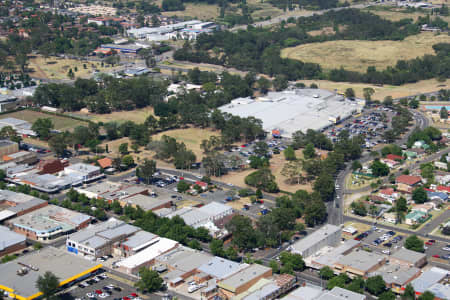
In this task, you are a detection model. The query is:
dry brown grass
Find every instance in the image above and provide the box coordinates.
[299,78,450,100]
[152,127,220,160]
[28,56,120,80]
[1,110,88,131]
[75,107,157,124]
[308,26,335,36]
[281,32,450,72]
[161,3,220,20]
[365,8,450,23]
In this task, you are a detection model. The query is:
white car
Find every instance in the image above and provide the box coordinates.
[81,282,90,287]
[382,250,390,255]
[99,293,109,298]
[86,293,96,298]
[442,247,450,251]
[99,273,108,279]
[188,285,200,293]
[93,277,100,282]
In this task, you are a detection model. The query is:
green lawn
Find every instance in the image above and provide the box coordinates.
[0,110,88,131]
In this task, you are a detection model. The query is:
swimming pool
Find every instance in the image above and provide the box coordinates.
[425,105,450,110]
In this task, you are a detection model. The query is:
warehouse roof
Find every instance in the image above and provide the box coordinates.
[318,287,366,300]
[121,230,158,252]
[0,225,26,251]
[243,283,279,300]
[198,201,232,217]
[219,264,271,292]
[427,283,450,300]
[76,181,121,196]
[65,163,100,174]
[122,194,171,211]
[336,250,385,272]
[290,224,341,255]
[411,267,449,293]
[116,238,178,269]
[369,264,421,286]
[197,256,242,279]
[0,247,101,300]
[390,248,426,265]
[219,89,362,138]
[282,285,323,300]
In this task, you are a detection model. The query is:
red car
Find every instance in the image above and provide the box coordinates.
[425,242,433,246]
[95,290,103,295]
[130,293,138,298]
[123,297,131,300]
[432,255,440,258]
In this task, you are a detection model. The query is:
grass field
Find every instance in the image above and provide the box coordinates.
[28,56,120,80]
[281,32,450,72]
[152,127,220,160]
[0,110,88,131]
[299,78,450,100]
[74,107,157,124]
[161,3,220,20]
[365,7,450,23]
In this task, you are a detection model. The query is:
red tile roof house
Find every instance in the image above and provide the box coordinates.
[386,154,404,161]
[379,188,399,203]
[396,175,422,193]
[437,185,450,194]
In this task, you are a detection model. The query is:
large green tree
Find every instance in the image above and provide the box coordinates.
[136,159,157,184]
[404,235,424,252]
[32,118,54,140]
[365,275,386,296]
[412,187,428,204]
[135,268,164,293]
[36,271,60,300]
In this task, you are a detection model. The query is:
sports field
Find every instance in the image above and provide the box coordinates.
[0,110,88,131]
[75,107,157,124]
[281,32,450,72]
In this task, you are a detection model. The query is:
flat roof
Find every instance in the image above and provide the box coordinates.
[9,205,91,234]
[197,256,242,279]
[76,181,122,196]
[121,230,158,251]
[369,264,421,285]
[65,163,100,174]
[411,267,449,293]
[390,248,426,264]
[336,250,384,272]
[0,247,101,300]
[0,140,17,147]
[312,240,360,267]
[219,89,362,137]
[290,224,341,255]
[122,194,171,211]
[0,225,26,251]
[318,287,366,300]
[282,285,323,300]
[219,264,271,292]
[243,283,279,300]
[198,201,232,218]
[116,238,178,269]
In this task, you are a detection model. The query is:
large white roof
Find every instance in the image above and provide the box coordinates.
[116,238,178,269]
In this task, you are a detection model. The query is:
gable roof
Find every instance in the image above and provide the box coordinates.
[386,154,404,161]
[97,157,112,169]
[396,175,422,185]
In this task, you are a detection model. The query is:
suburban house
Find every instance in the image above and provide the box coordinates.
[381,158,399,168]
[412,203,436,214]
[386,154,404,161]
[405,210,428,225]
[379,188,399,203]
[396,175,422,193]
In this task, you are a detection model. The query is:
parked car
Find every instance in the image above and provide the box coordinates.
[432,255,440,259]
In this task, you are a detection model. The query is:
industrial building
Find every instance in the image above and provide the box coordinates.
[66,218,140,258]
[0,190,48,222]
[289,224,341,258]
[0,117,36,136]
[7,205,92,241]
[389,248,427,268]
[0,225,27,256]
[64,163,104,183]
[334,250,386,278]
[119,194,172,211]
[0,140,19,159]
[219,89,364,138]
[369,264,421,293]
[75,181,122,199]
[218,264,272,298]
[0,247,102,300]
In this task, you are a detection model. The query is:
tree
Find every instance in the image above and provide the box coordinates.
[440,106,448,119]
[273,74,288,91]
[352,160,362,171]
[225,215,259,250]
[313,173,335,202]
[303,143,316,159]
[345,88,355,99]
[36,271,60,300]
[378,291,396,300]
[279,252,305,271]
[119,143,128,155]
[48,134,67,157]
[363,87,375,101]
[365,275,386,296]
[121,155,135,169]
[370,159,389,177]
[136,159,156,184]
[269,260,280,274]
[32,118,54,140]
[177,180,190,193]
[0,126,21,143]
[257,77,271,94]
[319,266,334,280]
[418,291,435,300]
[404,235,424,252]
[254,141,269,157]
[395,196,407,223]
[412,187,428,204]
[284,146,297,161]
[209,239,225,257]
[402,284,415,300]
[383,96,393,107]
[135,268,164,293]
[131,144,139,153]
